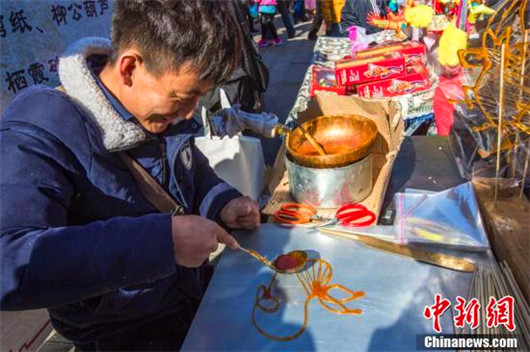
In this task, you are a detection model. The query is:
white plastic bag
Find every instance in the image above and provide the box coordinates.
[195,91,265,201]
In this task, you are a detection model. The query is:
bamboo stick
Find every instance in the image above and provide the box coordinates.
[494,42,508,208]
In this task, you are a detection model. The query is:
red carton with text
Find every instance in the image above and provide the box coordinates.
[354,41,427,67]
[310,66,347,97]
[356,65,430,98]
[335,52,406,85]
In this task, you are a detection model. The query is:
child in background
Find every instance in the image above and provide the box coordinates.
[305,0,317,18]
[256,0,283,47]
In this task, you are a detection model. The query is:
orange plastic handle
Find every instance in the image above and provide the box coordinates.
[274,209,312,224]
[281,203,317,216]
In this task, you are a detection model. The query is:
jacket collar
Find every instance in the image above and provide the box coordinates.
[59,37,146,152]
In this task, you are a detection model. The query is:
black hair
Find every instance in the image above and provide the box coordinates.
[110,0,242,84]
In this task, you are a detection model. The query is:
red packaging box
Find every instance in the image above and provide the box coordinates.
[354,41,427,67]
[356,65,430,98]
[310,66,347,97]
[335,52,406,86]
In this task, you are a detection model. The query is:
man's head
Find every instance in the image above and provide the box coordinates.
[102,0,242,133]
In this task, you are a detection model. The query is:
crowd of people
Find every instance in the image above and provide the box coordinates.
[244,0,387,45]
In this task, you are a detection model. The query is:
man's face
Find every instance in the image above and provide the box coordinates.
[124,62,213,134]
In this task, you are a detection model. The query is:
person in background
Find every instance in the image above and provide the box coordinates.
[293,0,308,23]
[305,0,317,19]
[322,0,346,37]
[245,0,261,33]
[341,0,388,36]
[307,0,324,40]
[257,0,283,46]
[201,0,270,114]
[277,0,297,38]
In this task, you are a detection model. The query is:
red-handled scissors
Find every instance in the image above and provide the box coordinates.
[274,202,376,227]
[326,203,376,227]
[274,203,328,225]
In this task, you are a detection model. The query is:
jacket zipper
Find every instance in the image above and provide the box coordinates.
[159,137,167,188]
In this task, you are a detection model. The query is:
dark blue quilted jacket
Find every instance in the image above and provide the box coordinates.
[0,84,241,343]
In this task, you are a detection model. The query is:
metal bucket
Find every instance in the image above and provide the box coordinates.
[285,153,373,208]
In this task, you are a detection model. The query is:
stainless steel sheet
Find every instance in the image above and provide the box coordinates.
[182,224,477,351]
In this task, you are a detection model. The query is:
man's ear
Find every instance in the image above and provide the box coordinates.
[117,52,143,87]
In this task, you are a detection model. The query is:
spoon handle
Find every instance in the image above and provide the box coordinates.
[238,246,273,268]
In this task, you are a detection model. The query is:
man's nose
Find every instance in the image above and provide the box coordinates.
[184,109,195,120]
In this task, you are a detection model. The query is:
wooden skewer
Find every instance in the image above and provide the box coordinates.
[520,139,530,199]
[511,143,518,178]
[518,32,529,198]
[494,42,508,208]
[520,31,528,102]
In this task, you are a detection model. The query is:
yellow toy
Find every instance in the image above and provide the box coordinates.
[439,21,468,66]
[405,4,435,28]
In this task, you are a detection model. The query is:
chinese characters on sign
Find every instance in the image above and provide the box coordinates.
[1,0,112,111]
[9,9,33,33]
[2,1,109,32]
[2,1,109,95]
[423,295,516,333]
[5,57,58,94]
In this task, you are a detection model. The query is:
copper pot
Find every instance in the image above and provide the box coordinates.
[286,115,378,169]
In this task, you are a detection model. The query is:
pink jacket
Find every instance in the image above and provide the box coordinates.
[256,0,277,6]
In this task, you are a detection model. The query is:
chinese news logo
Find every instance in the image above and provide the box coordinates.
[424,294,516,333]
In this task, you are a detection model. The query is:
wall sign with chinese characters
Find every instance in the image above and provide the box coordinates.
[0,1,112,349]
[0,0,113,112]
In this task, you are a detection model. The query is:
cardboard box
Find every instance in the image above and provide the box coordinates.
[266,93,404,220]
[354,41,427,67]
[1,310,53,352]
[357,65,431,98]
[310,66,347,97]
[335,52,406,86]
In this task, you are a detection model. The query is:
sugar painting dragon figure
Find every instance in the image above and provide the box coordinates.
[457,0,529,156]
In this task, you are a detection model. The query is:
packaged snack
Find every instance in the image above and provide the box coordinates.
[354,41,427,67]
[357,65,430,98]
[310,66,347,97]
[335,52,406,85]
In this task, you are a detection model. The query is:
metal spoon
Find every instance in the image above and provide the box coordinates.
[272,123,327,156]
[298,124,327,156]
[238,247,308,274]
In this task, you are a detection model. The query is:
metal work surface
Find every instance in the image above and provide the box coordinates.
[381,136,466,215]
[182,225,475,351]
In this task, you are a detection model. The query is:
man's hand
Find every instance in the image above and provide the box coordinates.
[171,215,238,267]
[220,196,260,230]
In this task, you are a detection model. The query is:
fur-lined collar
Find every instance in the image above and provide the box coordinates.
[59,37,146,152]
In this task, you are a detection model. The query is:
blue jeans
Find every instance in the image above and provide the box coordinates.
[327,23,342,37]
[293,0,305,21]
[277,0,295,35]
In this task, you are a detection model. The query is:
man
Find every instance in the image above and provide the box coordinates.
[0,1,260,350]
[276,0,297,39]
[341,0,388,36]
[322,0,346,37]
[308,0,323,40]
